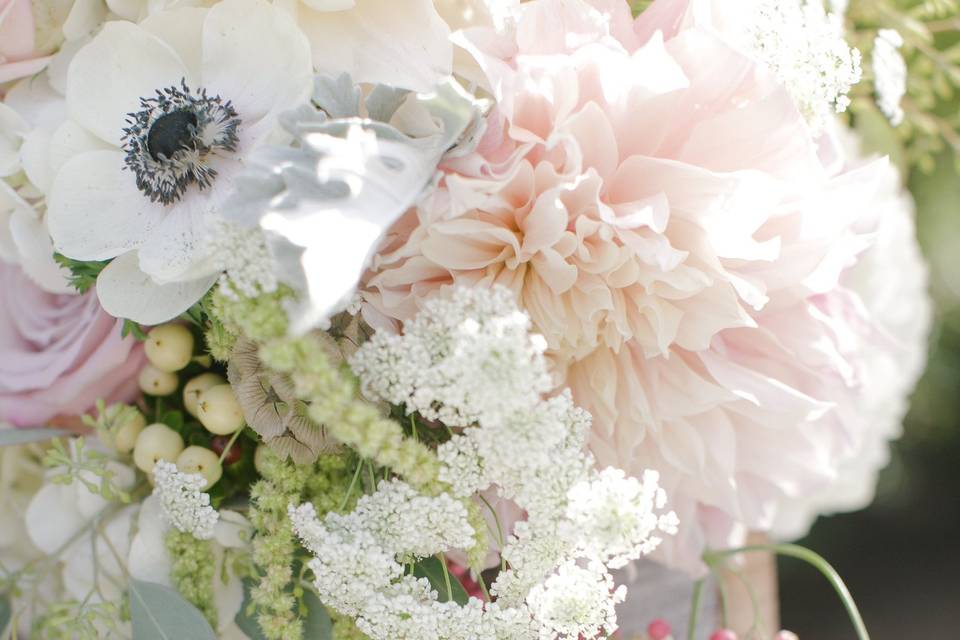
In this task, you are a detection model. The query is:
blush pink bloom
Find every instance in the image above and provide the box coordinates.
[0,262,145,427]
[361,0,929,572]
[0,0,52,85]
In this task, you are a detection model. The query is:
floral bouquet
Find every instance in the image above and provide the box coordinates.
[0,0,941,638]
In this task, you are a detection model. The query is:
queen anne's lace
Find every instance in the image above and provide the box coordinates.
[293,287,679,639]
[152,460,219,540]
[744,0,862,133]
[873,29,907,126]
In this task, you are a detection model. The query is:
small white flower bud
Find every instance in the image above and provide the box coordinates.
[138,363,178,396]
[176,446,223,490]
[183,373,226,418]
[197,384,245,435]
[144,323,195,373]
[133,423,185,473]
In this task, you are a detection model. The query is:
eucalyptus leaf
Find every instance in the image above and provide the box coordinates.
[413,557,469,606]
[234,579,267,640]
[0,594,11,637]
[303,589,333,639]
[129,579,216,640]
[234,579,332,640]
[0,428,70,447]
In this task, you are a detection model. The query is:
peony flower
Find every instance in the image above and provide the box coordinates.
[47,0,313,324]
[361,0,929,572]
[0,261,145,427]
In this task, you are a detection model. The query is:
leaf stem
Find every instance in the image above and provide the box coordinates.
[686,578,704,640]
[704,543,870,640]
[438,552,454,603]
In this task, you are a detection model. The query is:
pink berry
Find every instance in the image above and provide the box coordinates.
[647,619,673,640]
[775,632,799,640]
[709,631,737,640]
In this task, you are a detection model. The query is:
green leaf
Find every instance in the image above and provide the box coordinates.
[0,428,70,447]
[0,594,11,637]
[234,580,267,640]
[413,557,469,605]
[121,319,149,341]
[234,579,332,640]
[303,589,333,639]
[53,253,109,294]
[129,579,216,640]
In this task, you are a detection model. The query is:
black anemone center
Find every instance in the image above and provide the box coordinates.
[147,109,198,160]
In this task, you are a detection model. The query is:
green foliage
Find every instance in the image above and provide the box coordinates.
[129,579,216,640]
[52,254,109,294]
[33,600,126,639]
[0,595,10,638]
[42,437,131,503]
[121,319,149,341]
[166,530,219,629]
[412,557,469,606]
[847,0,960,173]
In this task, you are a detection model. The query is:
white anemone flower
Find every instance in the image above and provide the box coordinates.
[47,0,312,323]
[279,0,453,92]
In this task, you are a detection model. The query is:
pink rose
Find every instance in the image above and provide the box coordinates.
[0,0,53,85]
[0,262,145,427]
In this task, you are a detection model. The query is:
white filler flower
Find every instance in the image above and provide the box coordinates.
[46,0,312,323]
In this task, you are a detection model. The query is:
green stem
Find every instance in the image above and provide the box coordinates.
[704,543,870,640]
[338,459,364,512]
[217,428,243,465]
[686,578,705,640]
[438,553,454,603]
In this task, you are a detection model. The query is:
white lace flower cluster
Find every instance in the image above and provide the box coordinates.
[744,0,862,133]
[872,29,907,126]
[152,460,219,540]
[206,219,278,300]
[350,286,552,428]
[290,286,678,639]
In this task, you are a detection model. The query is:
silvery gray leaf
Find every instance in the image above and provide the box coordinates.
[313,73,362,119]
[365,83,410,122]
[227,77,482,334]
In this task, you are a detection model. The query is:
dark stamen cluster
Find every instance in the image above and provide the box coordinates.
[122,79,241,205]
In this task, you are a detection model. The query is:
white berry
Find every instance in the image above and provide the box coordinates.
[183,373,226,418]
[138,363,178,396]
[144,324,195,372]
[176,446,223,490]
[197,384,245,435]
[113,411,147,454]
[133,423,185,473]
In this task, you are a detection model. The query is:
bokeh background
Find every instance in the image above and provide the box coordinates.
[780,145,960,637]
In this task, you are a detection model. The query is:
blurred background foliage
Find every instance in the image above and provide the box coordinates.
[781,1,960,637]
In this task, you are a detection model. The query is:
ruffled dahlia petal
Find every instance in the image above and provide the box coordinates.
[201,0,312,124]
[66,21,190,147]
[47,150,160,261]
[95,251,217,324]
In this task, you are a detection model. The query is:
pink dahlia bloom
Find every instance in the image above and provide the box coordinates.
[361,0,929,571]
[0,262,145,427]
